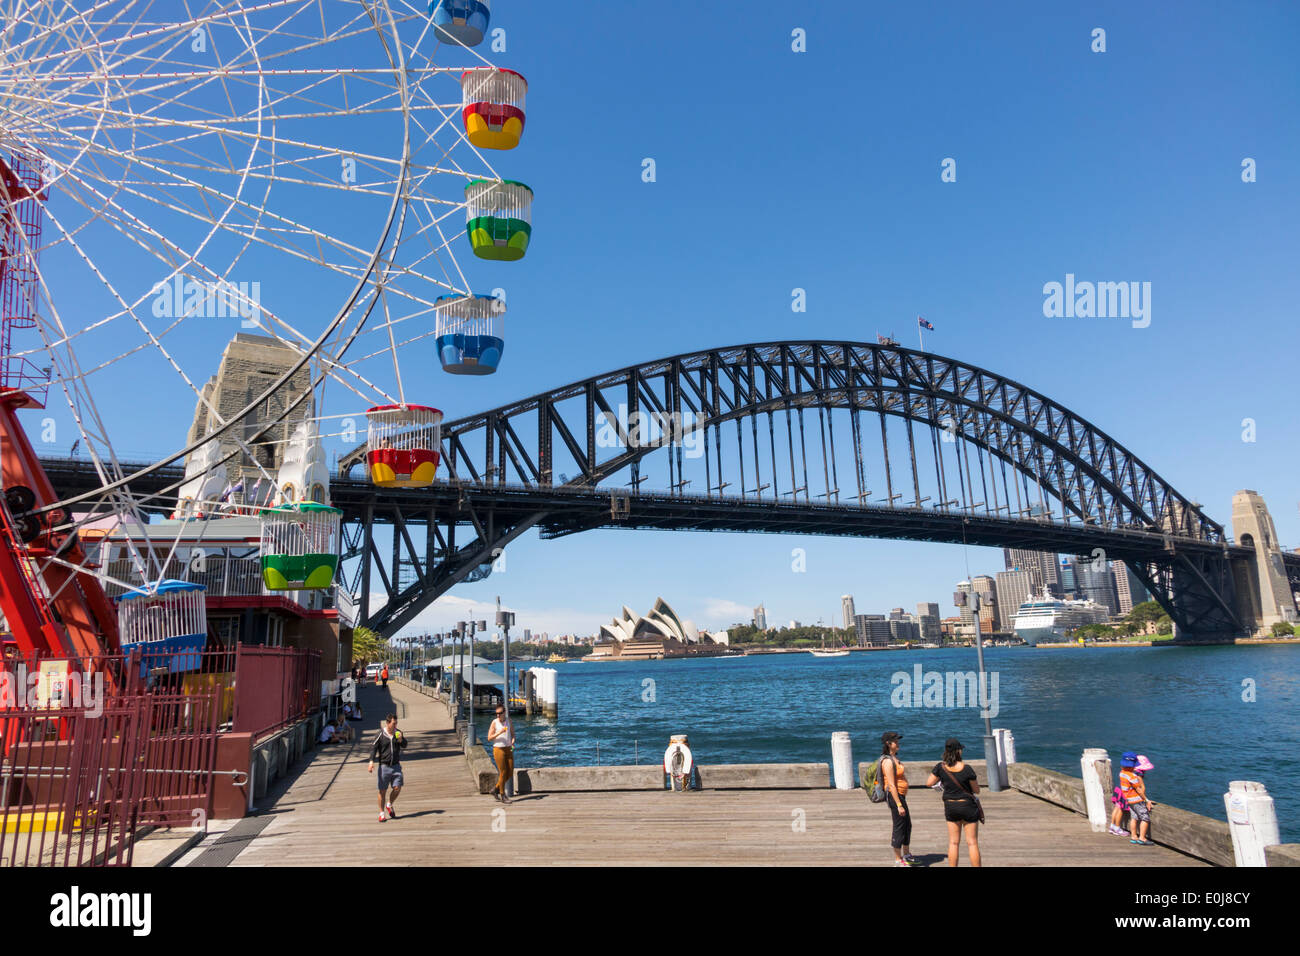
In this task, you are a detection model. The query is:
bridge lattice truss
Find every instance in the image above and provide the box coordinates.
[338,342,1246,641]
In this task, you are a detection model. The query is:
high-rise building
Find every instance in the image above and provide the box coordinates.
[889,619,920,643]
[1058,555,1078,597]
[854,614,891,647]
[752,604,767,630]
[995,569,1036,629]
[841,595,856,629]
[916,602,941,641]
[888,607,907,621]
[1077,559,1119,616]
[971,575,1000,632]
[1003,549,1062,597]
[1112,562,1150,616]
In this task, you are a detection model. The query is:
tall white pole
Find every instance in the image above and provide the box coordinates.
[971,594,1002,792]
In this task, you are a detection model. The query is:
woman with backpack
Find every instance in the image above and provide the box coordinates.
[878,731,916,866]
[925,737,982,867]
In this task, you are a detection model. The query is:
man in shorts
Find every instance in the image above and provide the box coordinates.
[368,713,406,822]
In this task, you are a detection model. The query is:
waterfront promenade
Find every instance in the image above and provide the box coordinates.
[176,681,1199,867]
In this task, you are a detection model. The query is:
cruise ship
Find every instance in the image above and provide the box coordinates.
[1011,592,1111,645]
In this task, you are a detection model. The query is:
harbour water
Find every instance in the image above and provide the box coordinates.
[474,645,1300,842]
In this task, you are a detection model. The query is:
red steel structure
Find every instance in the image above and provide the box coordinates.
[0,152,120,667]
[2,645,319,865]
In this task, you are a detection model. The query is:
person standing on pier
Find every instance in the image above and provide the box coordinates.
[368,713,406,822]
[880,732,915,865]
[488,704,515,804]
[926,737,982,867]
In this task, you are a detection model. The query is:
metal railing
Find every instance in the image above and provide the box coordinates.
[103,555,344,613]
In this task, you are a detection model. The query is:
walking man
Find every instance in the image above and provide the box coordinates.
[380,664,389,688]
[368,713,406,822]
[487,703,514,803]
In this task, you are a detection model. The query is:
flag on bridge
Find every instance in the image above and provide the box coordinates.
[918,316,934,330]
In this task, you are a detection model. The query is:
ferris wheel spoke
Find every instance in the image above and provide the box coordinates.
[6,1,313,70]
[3,0,525,556]
[32,132,391,311]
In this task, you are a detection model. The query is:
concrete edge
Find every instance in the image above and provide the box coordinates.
[152,830,207,868]
[453,719,499,794]
[512,762,833,793]
[128,825,206,868]
[1265,844,1300,866]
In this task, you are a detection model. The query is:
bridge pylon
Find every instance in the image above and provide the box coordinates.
[1231,490,1299,634]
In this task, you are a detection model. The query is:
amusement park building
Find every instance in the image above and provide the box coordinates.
[87,516,353,684]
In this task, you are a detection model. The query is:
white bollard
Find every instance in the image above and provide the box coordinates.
[830,732,854,790]
[1224,781,1281,867]
[1000,729,1017,767]
[992,728,1015,789]
[1081,748,1110,832]
[539,667,558,717]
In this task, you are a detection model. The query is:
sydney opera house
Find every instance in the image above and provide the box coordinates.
[585,598,732,661]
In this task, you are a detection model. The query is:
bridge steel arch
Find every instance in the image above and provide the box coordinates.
[337,341,1249,642]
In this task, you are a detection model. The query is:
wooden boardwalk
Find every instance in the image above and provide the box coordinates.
[184,680,1202,867]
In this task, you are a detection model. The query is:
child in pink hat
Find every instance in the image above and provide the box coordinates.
[1123,754,1156,845]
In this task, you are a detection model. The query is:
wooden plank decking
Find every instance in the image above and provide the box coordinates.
[179,680,1202,867]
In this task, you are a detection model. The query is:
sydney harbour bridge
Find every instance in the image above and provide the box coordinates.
[42,341,1300,643]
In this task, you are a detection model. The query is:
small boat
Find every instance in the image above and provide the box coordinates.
[808,630,850,658]
[545,653,566,663]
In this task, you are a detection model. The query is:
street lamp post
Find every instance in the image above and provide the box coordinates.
[465,618,487,745]
[497,598,515,715]
[455,622,467,725]
[955,589,1002,793]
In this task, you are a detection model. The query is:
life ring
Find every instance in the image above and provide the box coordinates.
[664,739,693,784]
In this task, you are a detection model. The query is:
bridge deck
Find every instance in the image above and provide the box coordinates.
[175,681,1201,867]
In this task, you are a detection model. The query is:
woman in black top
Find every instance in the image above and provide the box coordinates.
[925,737,982,867]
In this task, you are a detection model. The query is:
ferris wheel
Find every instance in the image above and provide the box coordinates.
[0,0,534,654]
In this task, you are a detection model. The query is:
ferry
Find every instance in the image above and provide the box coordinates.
[1012,592,1111,646]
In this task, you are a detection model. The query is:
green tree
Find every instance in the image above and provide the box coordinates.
[1271,621,1296,638]
[350,626,386,664]
[1127,601,1165,626]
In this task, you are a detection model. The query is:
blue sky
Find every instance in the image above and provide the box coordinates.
[21,1,1300,638]
[405,0,1300,637]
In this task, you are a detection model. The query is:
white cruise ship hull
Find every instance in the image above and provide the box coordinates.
[1014,621,1066,646]
[1013,597,1110,646]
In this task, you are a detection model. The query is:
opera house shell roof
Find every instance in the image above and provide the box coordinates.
[591,599,727,660]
